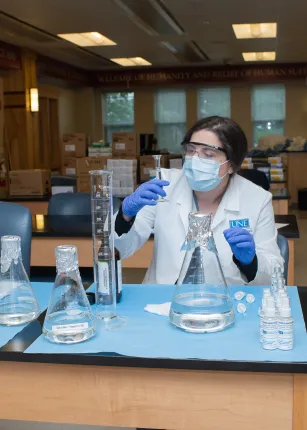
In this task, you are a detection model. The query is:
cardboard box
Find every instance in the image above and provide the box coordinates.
[9,170,51,196]
[140,155,168,182]
[77,175,90,193]
[61,158,77,176]
[76,157,108,176]
[62,133,87,158]
[112,132,140,157]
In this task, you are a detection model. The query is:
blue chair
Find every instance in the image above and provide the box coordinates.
[48,192,121,216]
[277,234,289,283]
[0,202,32,277]
[48,192,91,216]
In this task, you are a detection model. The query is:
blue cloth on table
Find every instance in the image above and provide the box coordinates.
[0,282,53,348]
[25,285,307,363]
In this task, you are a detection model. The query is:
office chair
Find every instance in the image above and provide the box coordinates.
[0,202,32,277]
[48,192,121,216]
[238,169,270,191]
[277,234,289,283]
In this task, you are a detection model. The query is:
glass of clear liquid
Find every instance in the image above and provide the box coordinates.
[152,155,168,202]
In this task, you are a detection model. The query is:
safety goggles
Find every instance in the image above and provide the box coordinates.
[181,142,229,160]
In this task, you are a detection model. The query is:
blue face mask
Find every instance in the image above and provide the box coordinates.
[183,156,229,192]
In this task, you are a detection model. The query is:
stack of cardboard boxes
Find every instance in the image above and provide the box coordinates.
[76,157,108,192]
[9,170,51,196]
[61,133,87,176]
[107,158,137,197]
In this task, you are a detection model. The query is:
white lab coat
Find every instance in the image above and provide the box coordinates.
[114,169,283,285]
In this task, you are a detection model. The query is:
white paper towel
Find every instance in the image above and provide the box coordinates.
[144,302,171,316]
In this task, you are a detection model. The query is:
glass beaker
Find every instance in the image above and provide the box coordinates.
[152,155,168,202]
[89,170,126,329]
[0,236,40,326]
[169,212,235,333]
[43,245,96,344]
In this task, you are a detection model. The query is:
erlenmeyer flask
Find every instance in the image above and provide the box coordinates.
[43,245,96,344]
[0,236,40,326]
[169,212,235,333]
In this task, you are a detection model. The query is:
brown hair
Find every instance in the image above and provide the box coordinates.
[183,116,248,172]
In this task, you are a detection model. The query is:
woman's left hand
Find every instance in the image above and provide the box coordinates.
[223,227,256,265]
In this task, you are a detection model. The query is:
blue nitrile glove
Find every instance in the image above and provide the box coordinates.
[223,227,256,265]
[122,179,170,217]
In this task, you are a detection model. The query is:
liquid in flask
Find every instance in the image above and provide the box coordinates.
[0,236,40,325]
[43,245,96,344]
[169,212,235,333]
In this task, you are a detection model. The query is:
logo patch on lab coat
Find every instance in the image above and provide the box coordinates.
[229,218,253,233]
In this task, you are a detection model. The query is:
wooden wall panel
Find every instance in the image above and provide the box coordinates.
[4,108,27,169]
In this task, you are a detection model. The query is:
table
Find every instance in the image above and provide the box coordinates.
[0,195,50,215]
[272,188,290,215]
[31,214,300,285]
[1,286,307,430]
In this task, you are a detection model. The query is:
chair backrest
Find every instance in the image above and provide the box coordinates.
[48,192,121,216]
[277,234,289,283]
[238,169,270,191]
[48,193,91,216]
[0,202,32,276]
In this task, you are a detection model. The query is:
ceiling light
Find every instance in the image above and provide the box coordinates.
[58,32,116,46]
[110,57,152,66]
[242,52,276,61]
[232,23,277,39]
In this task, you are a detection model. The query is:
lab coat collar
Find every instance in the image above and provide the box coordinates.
[211,174,240,230]
[173,172,240,233]
[174,171,193,235]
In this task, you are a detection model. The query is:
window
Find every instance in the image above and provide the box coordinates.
[102,92,134,144]
[198,87,231,119]
[154,89,186,153]
[251,85,285,146]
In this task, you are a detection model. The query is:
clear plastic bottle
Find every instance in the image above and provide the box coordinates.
[43,245,96,344]
[271,267,283,298]
[0,236,40,325]
[262,296,278,350]
[278,296,294,350]
[259,289,271,343]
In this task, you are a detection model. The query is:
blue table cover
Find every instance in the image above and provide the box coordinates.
[0,282,53,348]
[25,285,307,363]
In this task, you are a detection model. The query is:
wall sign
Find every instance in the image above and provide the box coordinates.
[95,63,307,88]
[0,41,21,70]
[38,55,92,86]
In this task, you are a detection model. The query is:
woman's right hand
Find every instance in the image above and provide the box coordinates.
[122,179,170,218]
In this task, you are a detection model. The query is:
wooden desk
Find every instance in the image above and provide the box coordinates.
[0,361,294,430]
[0,196,50,215]
[1,287,307,430]
[31,214,299,285]
[272,188,290,215]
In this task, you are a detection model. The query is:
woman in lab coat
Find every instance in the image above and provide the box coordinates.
[114,116,283,285]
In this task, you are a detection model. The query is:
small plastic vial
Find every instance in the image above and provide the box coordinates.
[262,296,278,350]
[271,267,283,298]
[259,290,271,343]
[278,297,294,351]
[276,290,287,312]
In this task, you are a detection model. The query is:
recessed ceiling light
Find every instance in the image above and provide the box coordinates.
[242,51,276,61]
[58,32,116,46]
[110,57,152,66]
[233,23,277,39]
